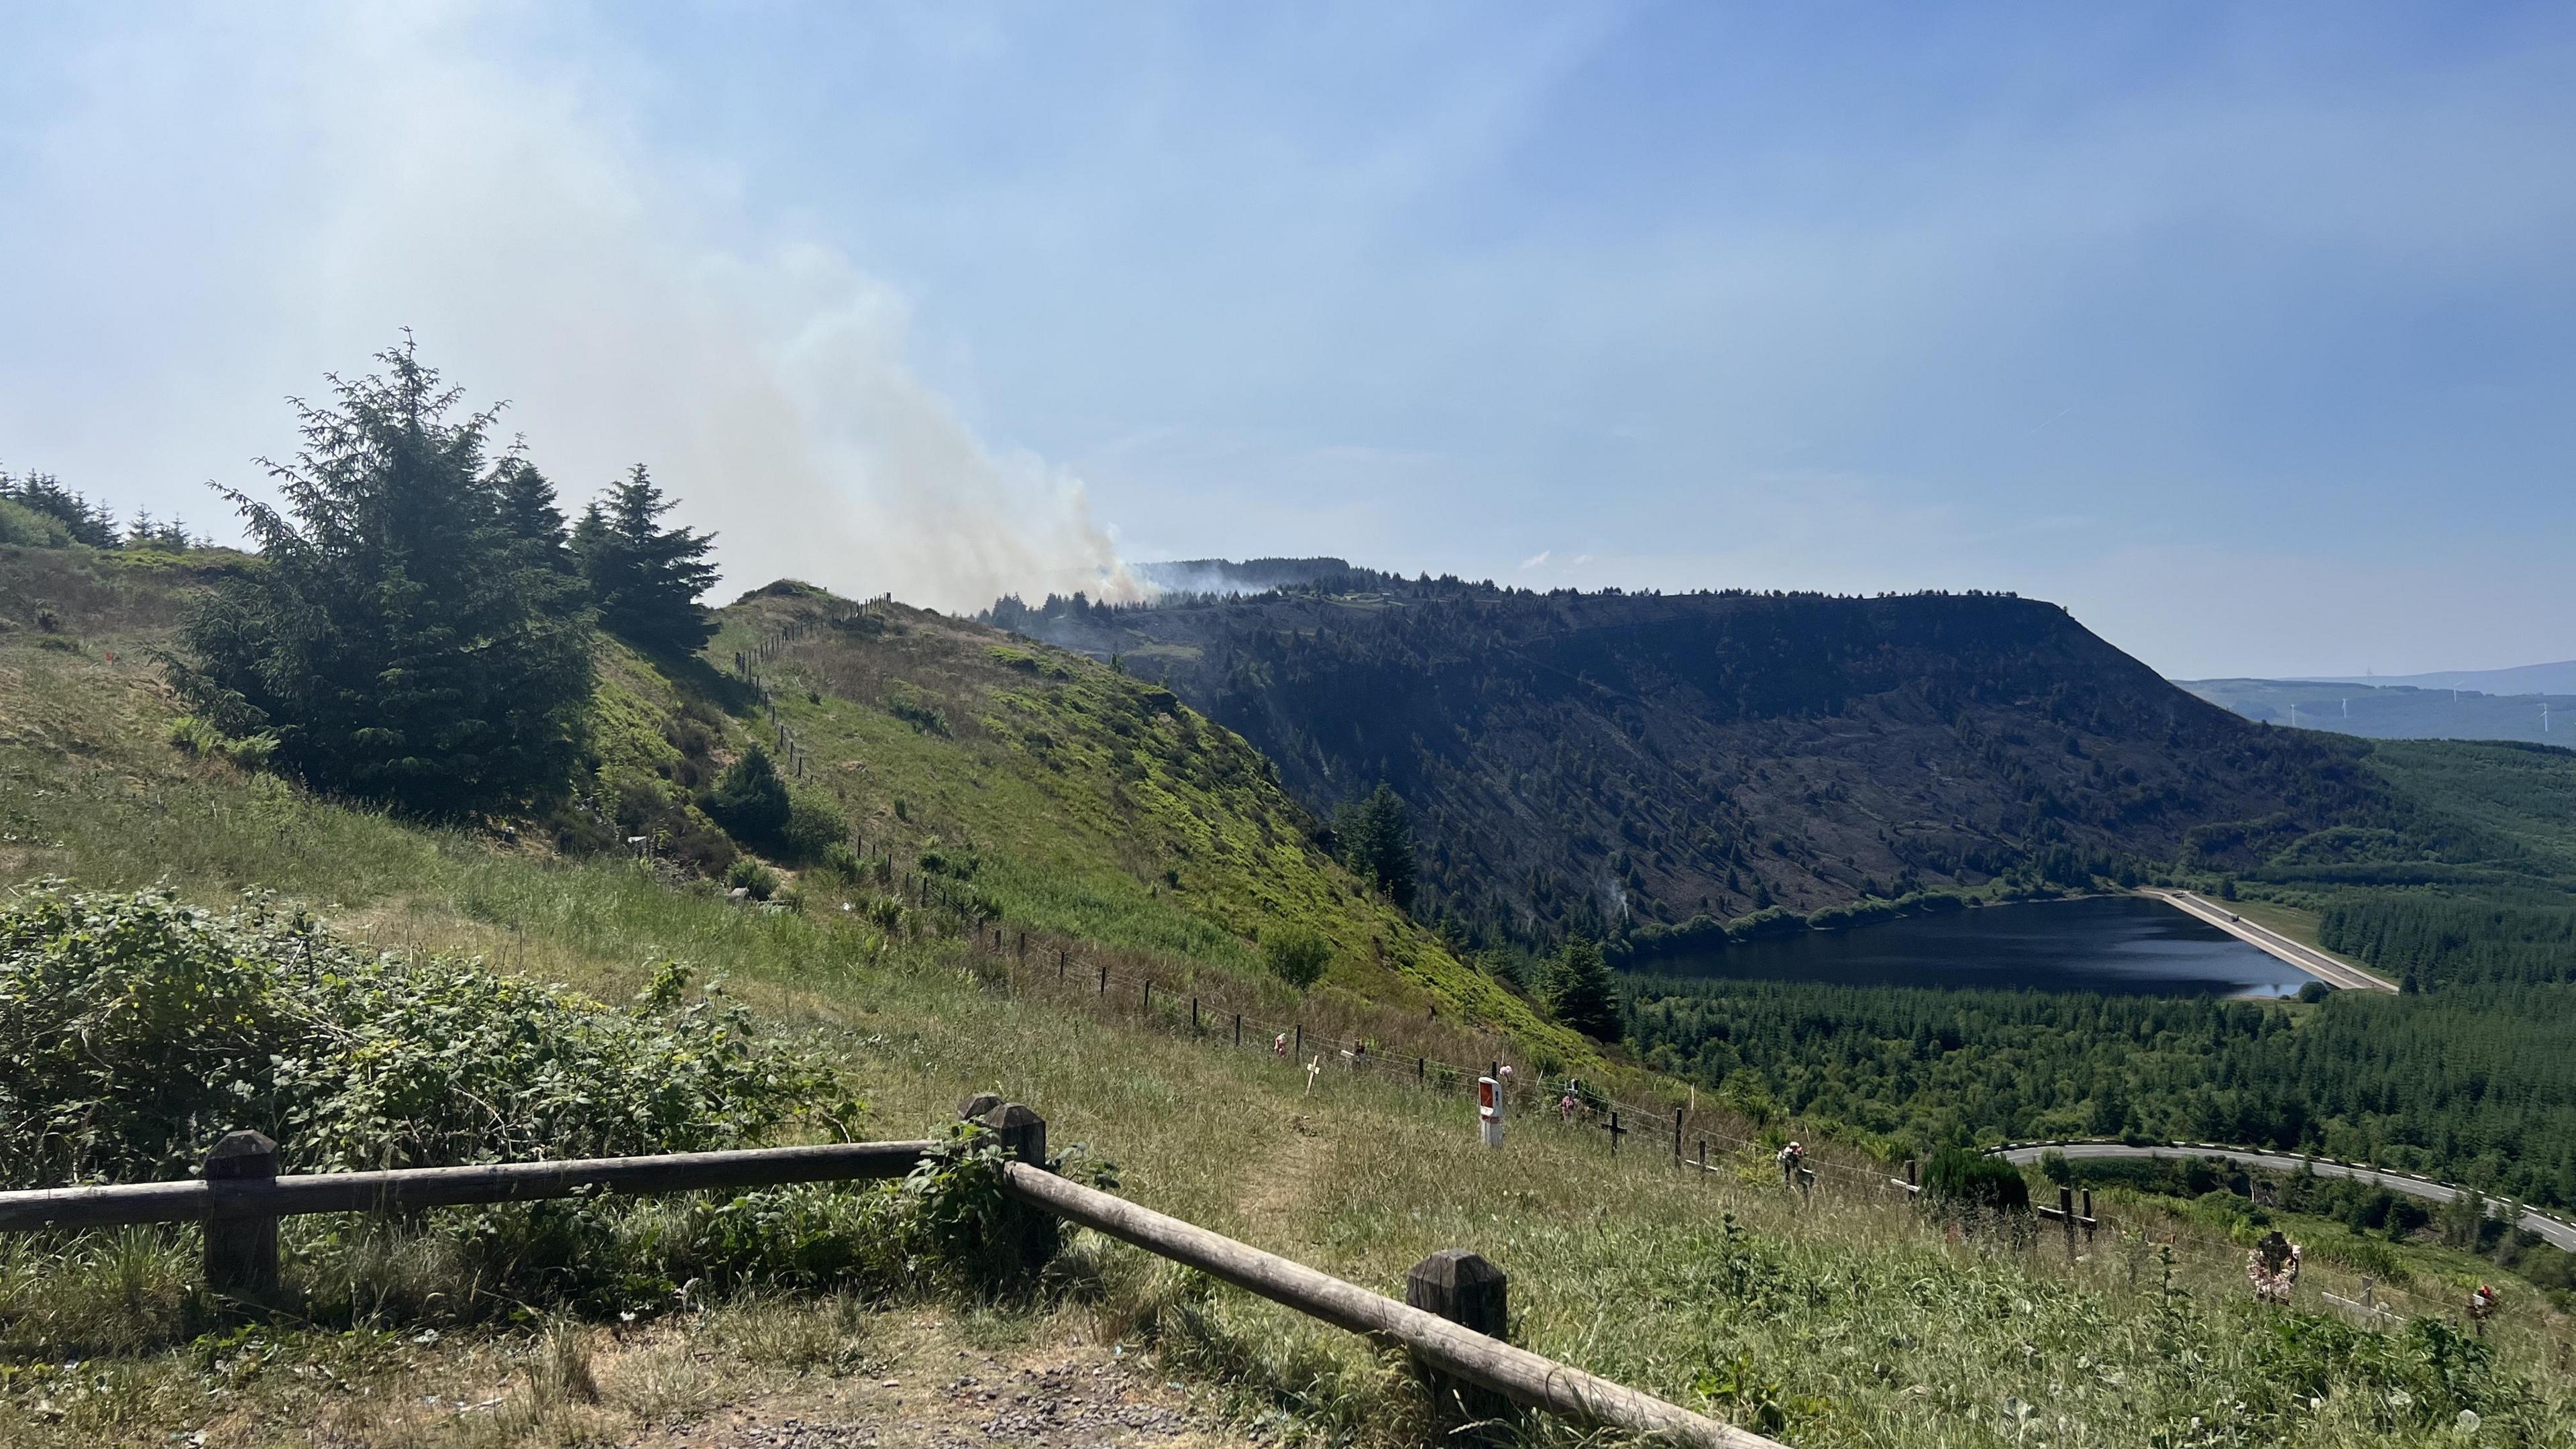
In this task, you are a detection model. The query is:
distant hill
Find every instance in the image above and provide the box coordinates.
[2178,676,2576,745]
[987,573,2392,947]
[2299,659,2576,695]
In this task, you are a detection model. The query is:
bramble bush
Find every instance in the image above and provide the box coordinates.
[1923,1146,2032,1216]
[0,881,1085,1346]
[0,881,833,1186]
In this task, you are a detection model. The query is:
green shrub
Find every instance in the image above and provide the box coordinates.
[0,497,72,549]
[704,748,792,845]
[885,684,949,736]
[0,882,828,1185]
[917,846,979,879]
[727,857,780,900]
[1263,926,1332,989]
[166,715,223,756]
[170,716,280,770]
[221,730,280,769]
[781,793,847,861]
[1923,1148,2031,1216]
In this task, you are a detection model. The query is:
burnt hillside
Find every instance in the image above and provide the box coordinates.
[988,578,2384,945]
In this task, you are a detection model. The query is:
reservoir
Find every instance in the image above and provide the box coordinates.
[1640,895,2319,997]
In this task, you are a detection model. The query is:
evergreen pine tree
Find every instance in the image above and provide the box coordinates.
[494,455,574,574]
[1545,935,1621,1040]
[1333,783,1417,910]
[174,340,595,818]
[572,465,718,653]
[0,469,121,547]
[704,747,792,846]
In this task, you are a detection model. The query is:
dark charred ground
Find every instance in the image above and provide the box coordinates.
[985,570,2394,949]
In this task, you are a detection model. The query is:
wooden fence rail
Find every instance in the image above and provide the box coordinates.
[0,1138,932,1235]
[0,1102,1781,1449]
[999,1159,1773,1449]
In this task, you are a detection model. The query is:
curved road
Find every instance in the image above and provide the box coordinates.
[1994,1140,2576,1250]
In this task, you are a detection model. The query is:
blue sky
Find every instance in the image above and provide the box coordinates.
[2,3,2570,677]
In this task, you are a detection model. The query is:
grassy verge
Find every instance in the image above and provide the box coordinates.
[2218,896,2330,950]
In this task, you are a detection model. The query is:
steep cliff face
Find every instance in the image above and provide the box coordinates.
[991,580,2381,943]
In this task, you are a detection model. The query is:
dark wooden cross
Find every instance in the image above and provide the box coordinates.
[1602,1110,1626,1153]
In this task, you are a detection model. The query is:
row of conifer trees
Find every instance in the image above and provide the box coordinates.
[174,339,721,820]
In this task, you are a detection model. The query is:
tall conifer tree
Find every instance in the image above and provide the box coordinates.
[176,340,594,817]
[1545,935,1620,1040]
[572,465,719,653]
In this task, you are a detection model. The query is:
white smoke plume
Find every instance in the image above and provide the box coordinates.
[23,7,1140,613]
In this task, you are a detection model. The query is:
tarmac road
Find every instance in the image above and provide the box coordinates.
[1994,1140,2576,1250]
[2146,890,2398,992]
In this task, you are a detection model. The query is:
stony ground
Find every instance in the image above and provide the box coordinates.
[619,1328,1247,1449]
[3,1304,1268,1449]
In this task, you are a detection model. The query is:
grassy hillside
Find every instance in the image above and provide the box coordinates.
[5,545,2576,1446]
[0,545,1580,1068]
[988,580,2387,949]
[704,584,1564,1055]
[2361,739,2576,879]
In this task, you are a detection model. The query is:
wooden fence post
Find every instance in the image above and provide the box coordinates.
[204,1130,280,1303]
[1234,1012,1242,1047]
[1294,1024,1303,1059]
[1144,981,1152,1014]
[1192,997,1200,1032]
[1407,1250,1515,1442]
[1672,1106,1684,1165]
[961,1097,1056,1280]
[1058,947,1067,981]
[1099,963,1109,996]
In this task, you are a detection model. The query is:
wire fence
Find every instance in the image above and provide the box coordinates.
[739,616,2574,1358]
[891,904,2576,1357]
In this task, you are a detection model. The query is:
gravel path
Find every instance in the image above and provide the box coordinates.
[623,1340,1252,1449]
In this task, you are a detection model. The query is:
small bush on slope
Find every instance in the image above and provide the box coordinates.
[0,881,828,1185]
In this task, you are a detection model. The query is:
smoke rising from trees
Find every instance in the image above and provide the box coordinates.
[11,5,1139,614]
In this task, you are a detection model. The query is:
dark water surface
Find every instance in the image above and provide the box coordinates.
[1645,896,2318,997]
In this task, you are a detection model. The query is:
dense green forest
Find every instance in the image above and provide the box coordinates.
[2320,894,2576,989]
[1612,741,2576,1205]
[1625,975,2576,1209]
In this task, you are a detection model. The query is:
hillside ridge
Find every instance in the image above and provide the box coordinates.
[989,576,2389,947]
